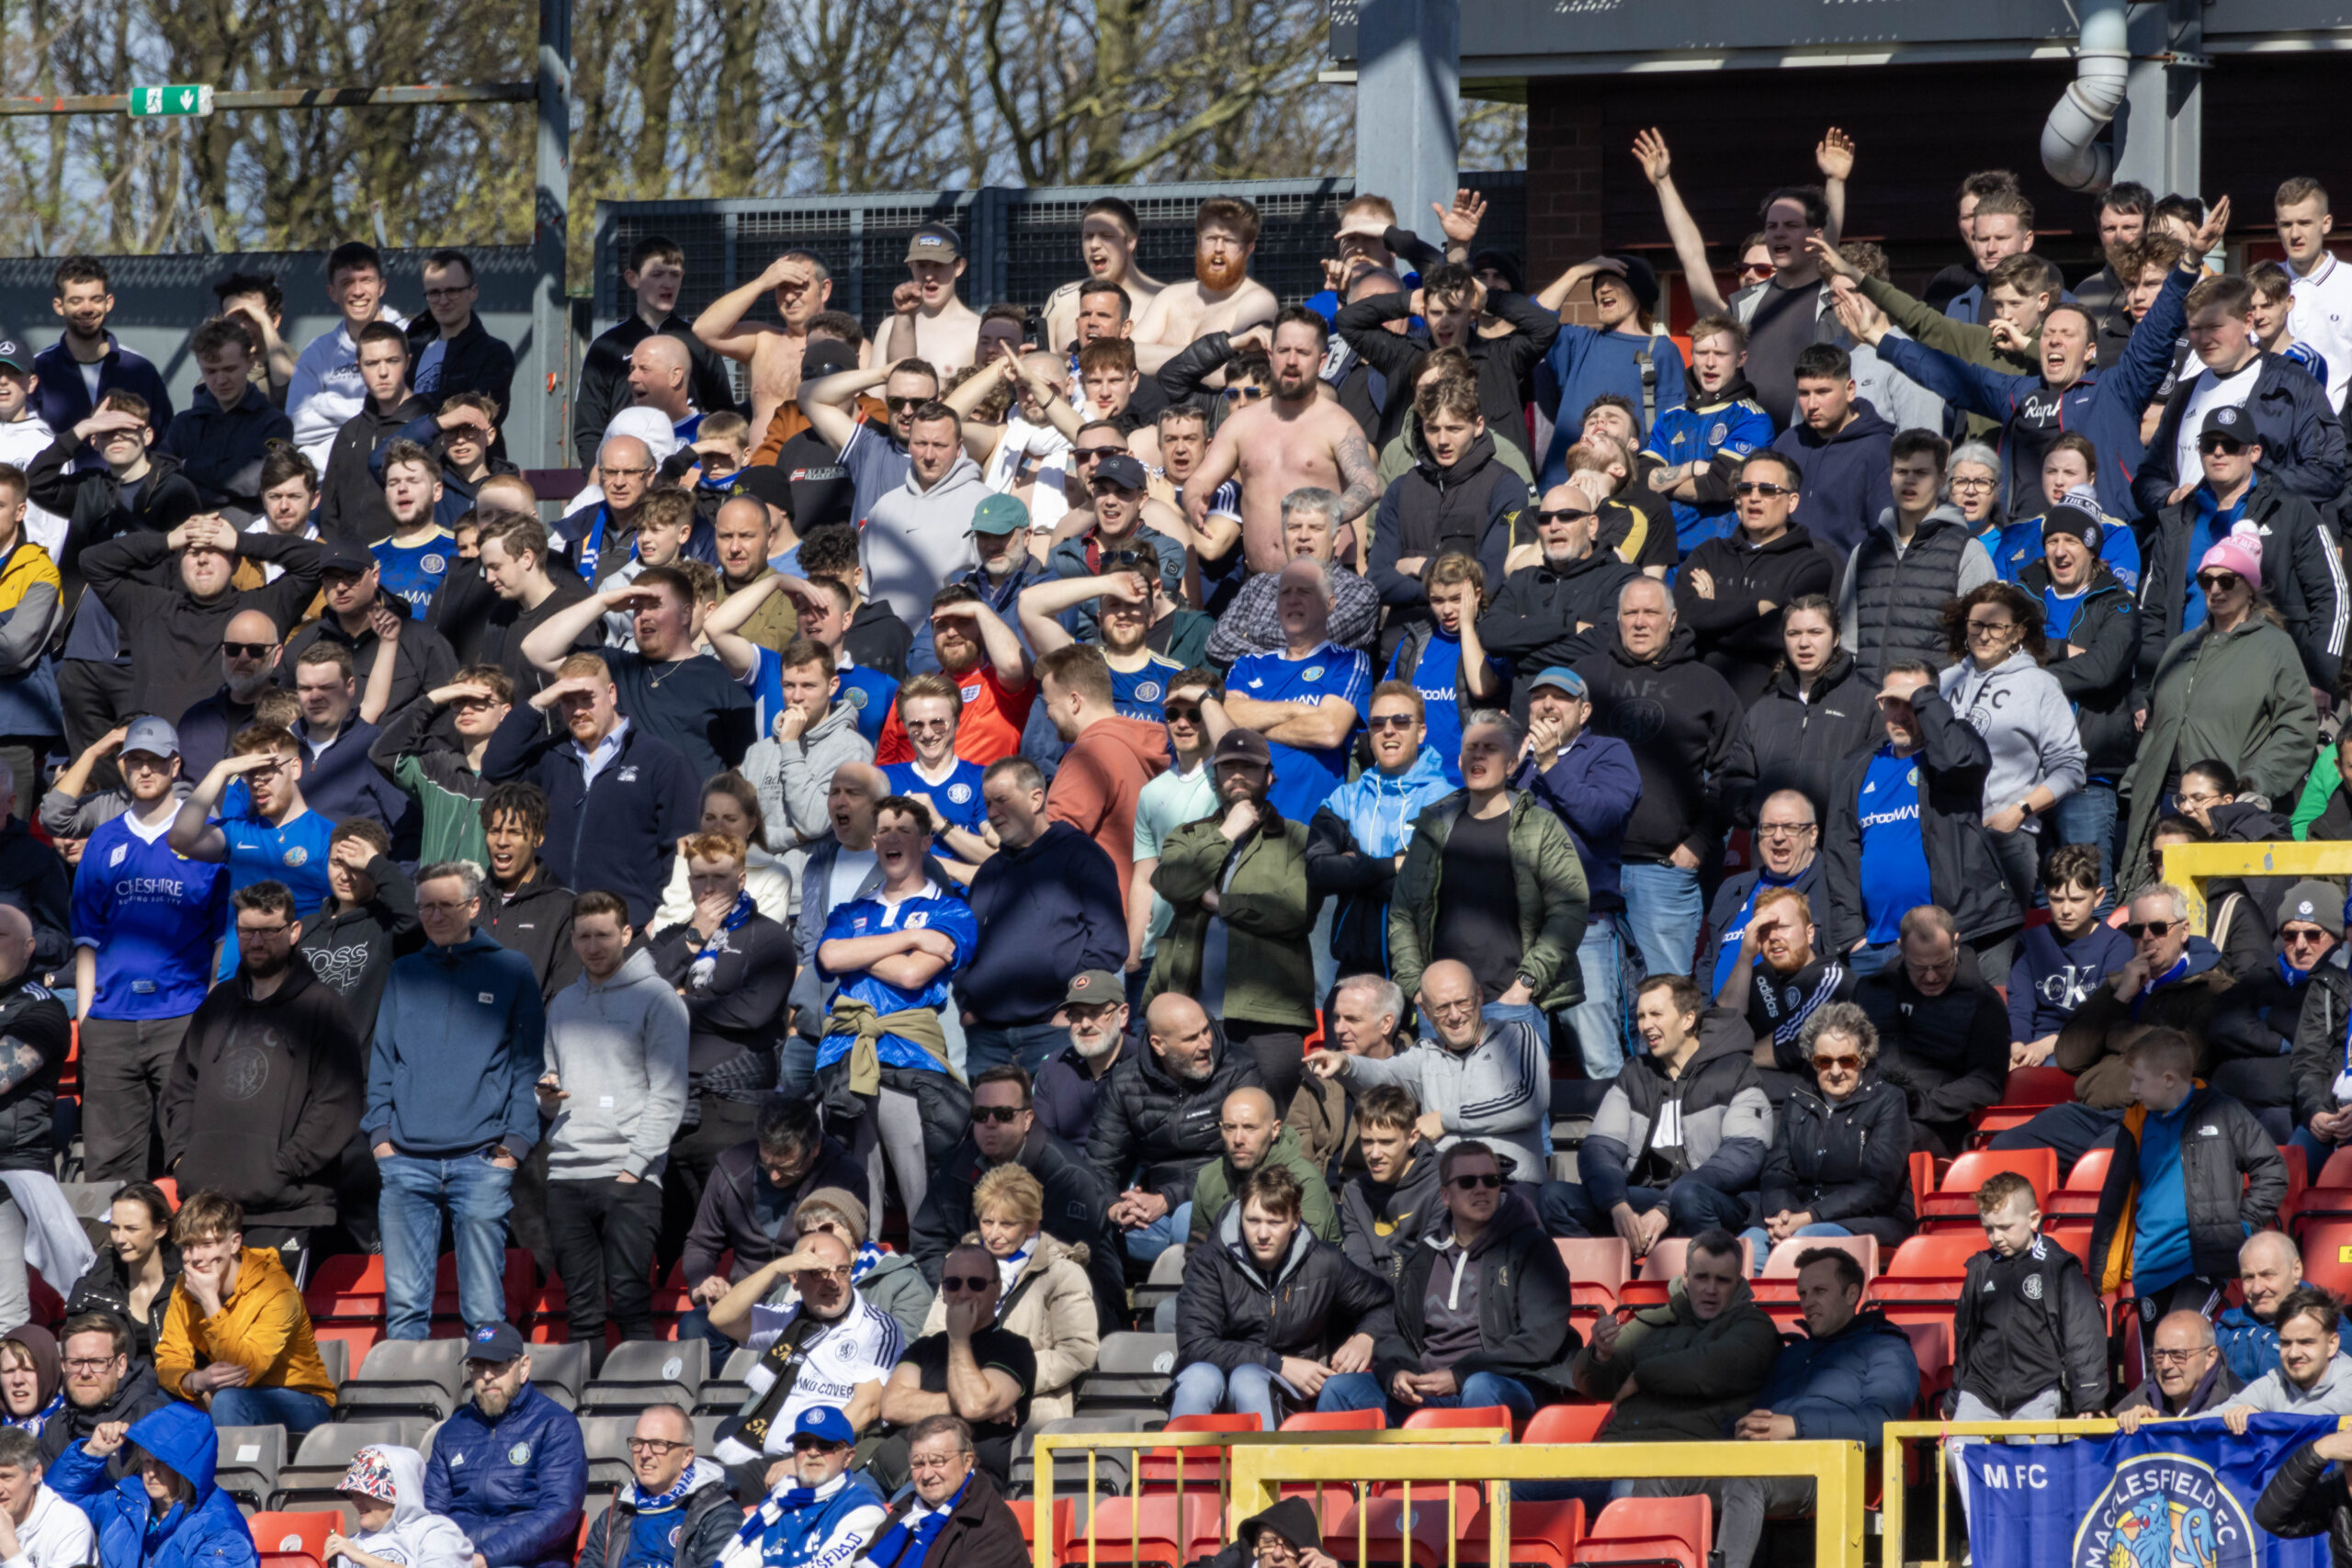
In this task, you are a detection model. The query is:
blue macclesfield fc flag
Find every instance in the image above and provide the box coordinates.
[1959,1415,2337,1568]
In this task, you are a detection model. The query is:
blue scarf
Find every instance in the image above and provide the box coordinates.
[2129,954,2191,1021]
[863,1477,967,1568]
[695,891,758,964]
[628,1463,700,1513]
[850,1237,886,1285]
[2,1388,62,1438]
[577,503,615,581]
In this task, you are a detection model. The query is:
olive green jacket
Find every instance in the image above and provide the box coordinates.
[1148,811,1321,1030]
[1388,790,1590,1012]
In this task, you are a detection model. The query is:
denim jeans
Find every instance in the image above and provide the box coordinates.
[1170,1360,1291,1427]
[1315,1369,1538,1427]
[1122,1201,1193,1265]
[1563,913,1628,1080]
[1620,863,1702,979]
[1542,1179,1742,1240]
[378,1151,515,1338]
[2050,784,2119,915]
[964,1022,1071,1077]
[210,1384,334,1438]
[777,1034,818,1101]
[1736,1221,1851,1275]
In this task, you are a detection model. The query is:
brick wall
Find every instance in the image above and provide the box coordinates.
[1525,86,1604,324]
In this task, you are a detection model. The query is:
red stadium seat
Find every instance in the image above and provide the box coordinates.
[1620,1237,1754,1306]
[1556,1237,1631,1312]
[1870,1234,1982,1305]
[249,1513,335,1560]
[1571,1495,1711,1568]
[1401,1404,1516,1436]
[2319,1147,2352,1189]
[1495,1501,1586,1568]
[1325,1495,1484,1568]
[1752,1235,1879,1303]
[1137,1413,1259,1490]
[1280,1408,1384,1432]
[2301,1221,2352,1297]
[1522,1404,1611,1445]
[1908,1152,1937,1215]
[1899,1318,1954,1407]
[1078,1495,1224,1568]
[2046,1149,2113,1218]
[305,1255,387,1323]
[1969,1067,2076,1143]
[1918,1150,2057,1230]
[1009,1498,1073,1564]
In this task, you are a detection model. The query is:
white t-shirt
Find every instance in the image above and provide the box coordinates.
[0,414,66,558]
[2290,251,2352,410]
[2174,359,2263,484]
[713,1295,905,1461]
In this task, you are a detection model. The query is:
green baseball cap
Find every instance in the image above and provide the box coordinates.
[971,494,1031,536]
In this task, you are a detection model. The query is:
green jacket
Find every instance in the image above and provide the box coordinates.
[1388,790,1590,1011]
[1569,1274,1781,1441]
[1187,1122,1343,1247]
[1860,275,2041,440]
[1148,810,1320,1029]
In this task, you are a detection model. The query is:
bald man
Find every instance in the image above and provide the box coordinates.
[2115,1309,2239,1428]
[1088,992,1267,1265]
[554,434,661,588]
[628,334,700,436]
[0,902,66,1332]
[161,606,287,782]
[2219,1231,2352,1382]
[1186,1086,1340,1247]
[712,496,797,656]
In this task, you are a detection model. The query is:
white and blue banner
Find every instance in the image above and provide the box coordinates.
[1957,1415,2337,1568]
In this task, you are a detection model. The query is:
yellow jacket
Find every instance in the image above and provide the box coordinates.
[155,1247,336,1404]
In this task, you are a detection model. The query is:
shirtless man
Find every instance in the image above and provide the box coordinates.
[1131,197,1279,376]
[881,223,981,376]
[693,250,837,443]
[1182,307,1381,573]
[1042,197,1166,358]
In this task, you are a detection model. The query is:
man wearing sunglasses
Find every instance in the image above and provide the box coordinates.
[711,1405,884,1557]
[576,1404,738,1568]
[872,1243,1034,1491]
[797,355,946,529]
[1475,480,1635,700]
[1673,451,1837,706]
[2202,879,2336,1121]
[2134,403,2345,690]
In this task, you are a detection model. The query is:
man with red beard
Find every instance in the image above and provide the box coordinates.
[1131,197,1280,375]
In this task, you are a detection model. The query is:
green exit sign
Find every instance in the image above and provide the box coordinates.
[129,85,213,117]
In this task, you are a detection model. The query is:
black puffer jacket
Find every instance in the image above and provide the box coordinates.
[1855,966,2009,1141]
[650,912,796,1094]
[1672,524,1840,706]
[64,1248,182,1361]
[1476,550,1638,708]
[1173,1204,1395,1375]
[1820,686,2019,950]
[1371,1188,1583,1397]
[2290,944,2352,1132]
[2256,1435,2352,1568]
[679,1134,865,1288]
[1572,621,1749,864]
[1366,425,1525,630]
[2019,561,2140,781]
[1736,649,1883,824]
[1758,1071,1915,1251]
[1084,1022,1265,1209]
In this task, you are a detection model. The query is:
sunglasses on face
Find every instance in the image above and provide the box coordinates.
[942,1274,992,1292]
[1449,1173,1503,1191]
[1811,1054,1863,1072]
[1163,703,1203,722]
[971,1105,1024,1124]
[2284,928,2331,945]
[1366,714,1417,731]
[221,641,272,659]
[1734,481,1792,498]
[789,1436,850,1454]
[2124,919,2178,940]
[885,397,926,414]
[1074,446,1122,464]
[1224,385,1267,401]
[1536,506,1594,525]
[2198,436,2245,456]
[1739,262,1775,278]
[2197,572,2243,592]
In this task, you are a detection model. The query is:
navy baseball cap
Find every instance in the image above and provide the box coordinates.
[792,1406,855,1447]
[464,1321,527,1363]
[2199,404,2252,442]
[1092,452,1148,491]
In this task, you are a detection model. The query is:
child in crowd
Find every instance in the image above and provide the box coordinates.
[2007,844,2132,1067]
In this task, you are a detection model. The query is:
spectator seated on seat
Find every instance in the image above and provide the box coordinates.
[869,1243,1036,1492]
[424,1322,588,1568]
[707,1232,902,1490]
[2223,1285,2352,1429]
[916,1165,1098,1424]
[153,1190,337,1438]
[713,1406,886,1564]
[1738,1001,1915,1270]
[677,1096,865,1354]
[2115,1311,2242,1431]
[1188,1088,1340,1248]
[323,1445,474,1568]
[2208,878,2336,1134]
[1189,1497,1340,1568]
[2219,1232,2352,1383]
[1633,1248,1919,1568]
[1566,1227,1780,1442]
[1320,1142,1578,1426]
[1856,906,2009,1156]
[1286,976,1407,1178]
[63,1185,182,1362]
[38,1312,167,1473]
[782,1188,933,1345]
[1171,1166,1393,1429]
[1338,1086,1444,1285]
[1948,1171,2108,1447]
[853,1414,1027,1568]
[0,1331,58,1438]
[1712,886,1853,1106]
[1088,993,1266,1267]
[47,1403,255,1568]
[575,1404,738,1568]
[0,1426,96,1568]
[2006,843,2132,1071]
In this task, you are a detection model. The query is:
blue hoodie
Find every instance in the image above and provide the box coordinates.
[364,930,547,1157]
[49,1403,255,1568]
[1511,729,1641,912]
[1767,399,1896,558]
[2007,919,2134,1043]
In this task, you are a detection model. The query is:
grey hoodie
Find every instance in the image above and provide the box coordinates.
[541,946,692,1182]
[1937,648,2086,820]
[742,695,877,893]
[859,450,988,624]
[1338,1017,1551,1185]
[2229,1350,2352,1416]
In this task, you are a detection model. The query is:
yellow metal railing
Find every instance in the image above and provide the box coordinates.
[1883,1417,2137,1568]
[1027,1428,1505,1568]
[2161,840,2352,933]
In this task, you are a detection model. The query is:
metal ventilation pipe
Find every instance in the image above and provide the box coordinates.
[2041,0,2132,191]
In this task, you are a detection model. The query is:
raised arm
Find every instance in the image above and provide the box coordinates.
[168,754,275,863]
[1633,129,1725,317]
[694,257,797,362]
[521,582,631,673]
[357,604,404,725]
[1016,572,1131,657]
[1815,127,1854,250]
[797,363,890,451]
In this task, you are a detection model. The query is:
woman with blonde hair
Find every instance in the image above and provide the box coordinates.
[919,1165,1099,1421]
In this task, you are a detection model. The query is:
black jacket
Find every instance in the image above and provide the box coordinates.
[650,913,796,1094]
[280,598,459,727]
[1846,506,1976,679]
[296,855,423,1038]
[481,705,702,929]
[2291,944,2352,1131]
[481,862,582,1002]
[842,598,911,681]
[1672,525,1839,707]
[1572,621,1748,863]
[159,960,365,1229]
[1734,649,1883,825]
[909,1123,1124,1328]
[1084,1023,1265,1209]
[0,973,62,1171]
[1579,1006,1773,1211]
[1855,965,2009,1140]
[1338,1138,1445,1284]
[2135,475,2346,688]
[1371,1188,1583,1396]
[1335,291,1561,463]
[2132,351,2348,521]
[64,1246,182,1360]
[25,438,202,663]
[1951,1234,2109,1415]
[319,393,432,543]
[1821,688,2020,951]
[427,566,599,705]
[679,1134,865,1288]
[572,314,738,468]
[1174,1205,1395,1375]
[0,820,71,986]
[2256,1436,2352,1568]
[1366,426,1524,632]
[404,312,518,424]
[35,1359,170,1473]
[81,527,322,728]
[1758,1072,1915,1250]
[1305,803,1409,981]
[157,383,295,509]
[2086,1083,2288,1291]
[1476,550,1637,709]
[2018,562,2141,780]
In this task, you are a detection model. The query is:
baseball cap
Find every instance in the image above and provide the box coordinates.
[905,224,963,265]
[1092,452,1148,492]
[2199,404,2253,442]
[792,1406,855,1447]
[121,716,179,760]
[464,1321,527,1363]
[1063,970,1122,1007]
[1211,728,1272,767]
[0,342,28,374]
[1526,667,1589,700]
[971,494,1030,536]
[801,339,856,380]
[732,466,793,512]
[319,539,375,577]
